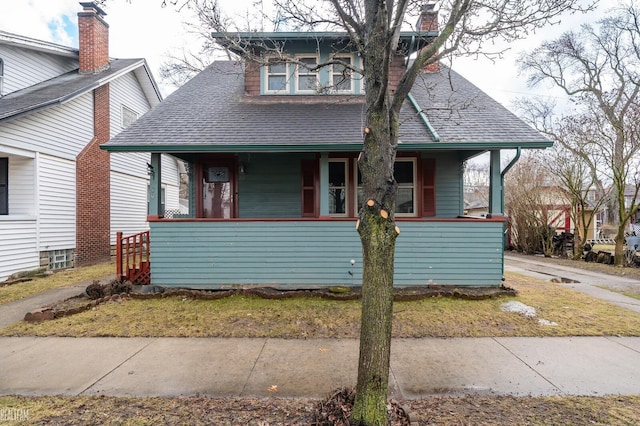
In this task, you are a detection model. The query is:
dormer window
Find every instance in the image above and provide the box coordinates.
[266,58,289,92]
[261,53,362,95]
[295,56,319,92]
[331,56,353,92]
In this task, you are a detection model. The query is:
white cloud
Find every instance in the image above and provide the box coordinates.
[0,0,613,102]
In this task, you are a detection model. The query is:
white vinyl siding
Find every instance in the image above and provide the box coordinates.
[109,153,181,244]
[0,94,94,160]
[109,72,151,136]
[38,154,75,250]
[0,44,78,95]
[110,171,149,241]
[0,220,38,282]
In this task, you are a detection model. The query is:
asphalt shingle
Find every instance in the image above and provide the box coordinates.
[104,60,548,151]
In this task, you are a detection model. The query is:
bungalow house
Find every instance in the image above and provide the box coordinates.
[103,9,551,289]
[0,2,181,281]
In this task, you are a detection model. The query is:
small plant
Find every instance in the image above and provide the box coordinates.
[85,280,105,300]
[110,280,133,295]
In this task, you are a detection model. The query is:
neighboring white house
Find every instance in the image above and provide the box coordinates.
[0,2,180,281]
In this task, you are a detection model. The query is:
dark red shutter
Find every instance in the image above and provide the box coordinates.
[301,159,318,217]
[422,158,436,217]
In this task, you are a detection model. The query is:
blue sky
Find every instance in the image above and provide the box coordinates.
[0,0,612,104]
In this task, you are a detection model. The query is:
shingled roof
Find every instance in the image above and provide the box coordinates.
[103,60,549,153]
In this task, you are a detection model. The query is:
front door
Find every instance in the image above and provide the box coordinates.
[201,160,235,218]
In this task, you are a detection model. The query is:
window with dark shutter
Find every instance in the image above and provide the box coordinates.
[0,158,7,215]
[301,159,318,217]
[422,158,436,217]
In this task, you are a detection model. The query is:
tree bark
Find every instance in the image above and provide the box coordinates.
[350,67,399,425]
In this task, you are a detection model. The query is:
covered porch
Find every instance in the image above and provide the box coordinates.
[136,149,511,289]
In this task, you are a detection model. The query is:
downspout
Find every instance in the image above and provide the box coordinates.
[500,147,521,214]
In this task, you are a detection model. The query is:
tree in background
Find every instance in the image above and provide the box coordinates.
[504,153,557,256]
[123,0,594,423]
[519,3,640,266]
[516,99,611,257]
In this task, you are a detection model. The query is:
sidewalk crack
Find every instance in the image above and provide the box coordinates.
[239,338,268,397]
[78,338,158,395]
[491,337,563,395]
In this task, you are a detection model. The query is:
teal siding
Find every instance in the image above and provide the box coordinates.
[238,153,310,218]
[432,153,462,218]
[149,220,504,288]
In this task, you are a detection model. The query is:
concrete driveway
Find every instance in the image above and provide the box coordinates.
[504,254,640,314]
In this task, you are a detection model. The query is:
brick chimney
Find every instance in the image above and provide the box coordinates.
[417,3,439,73]
[75,1,112,266]
[78,2,109,74]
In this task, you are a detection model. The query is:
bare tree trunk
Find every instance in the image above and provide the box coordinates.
[350,94,399,424]
[352,211,397,425]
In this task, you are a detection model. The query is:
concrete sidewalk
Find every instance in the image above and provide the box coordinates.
[2,336,640,399]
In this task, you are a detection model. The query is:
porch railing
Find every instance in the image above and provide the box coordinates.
[116,230,151,285]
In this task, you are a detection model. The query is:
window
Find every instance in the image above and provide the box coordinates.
[296,56,319,92]
[264,55,324,93]
[301,156,435,219]
[332,56,353,92]
[266,58,289,92]
[0,157,7,215]
[395,160,416,214]
[121,105,139,128]
[329,160,348,216]
[48,249,74,270]
[356,158,418,217]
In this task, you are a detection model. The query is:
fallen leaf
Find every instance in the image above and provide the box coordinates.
[268,385,278,392]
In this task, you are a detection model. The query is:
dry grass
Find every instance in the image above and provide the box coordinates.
[3,270,640,338]
[2,394,640,425]
[0,262,114,306]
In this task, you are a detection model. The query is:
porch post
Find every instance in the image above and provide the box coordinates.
[148,153,162,217]
[319,153,329,216]
[488,150,502,216]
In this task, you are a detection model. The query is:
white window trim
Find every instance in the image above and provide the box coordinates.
[294,55,320,94]
[329,158,349,217]
[354,157,418,218]
[330,55,355,94]
[264,57,291,94]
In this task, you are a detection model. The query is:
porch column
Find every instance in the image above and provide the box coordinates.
[488,150,502,216]
[319,153,329,216]
[148,153,162,217]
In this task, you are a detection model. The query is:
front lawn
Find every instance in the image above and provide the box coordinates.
[0,262,114,306]
[3,271,640,338]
